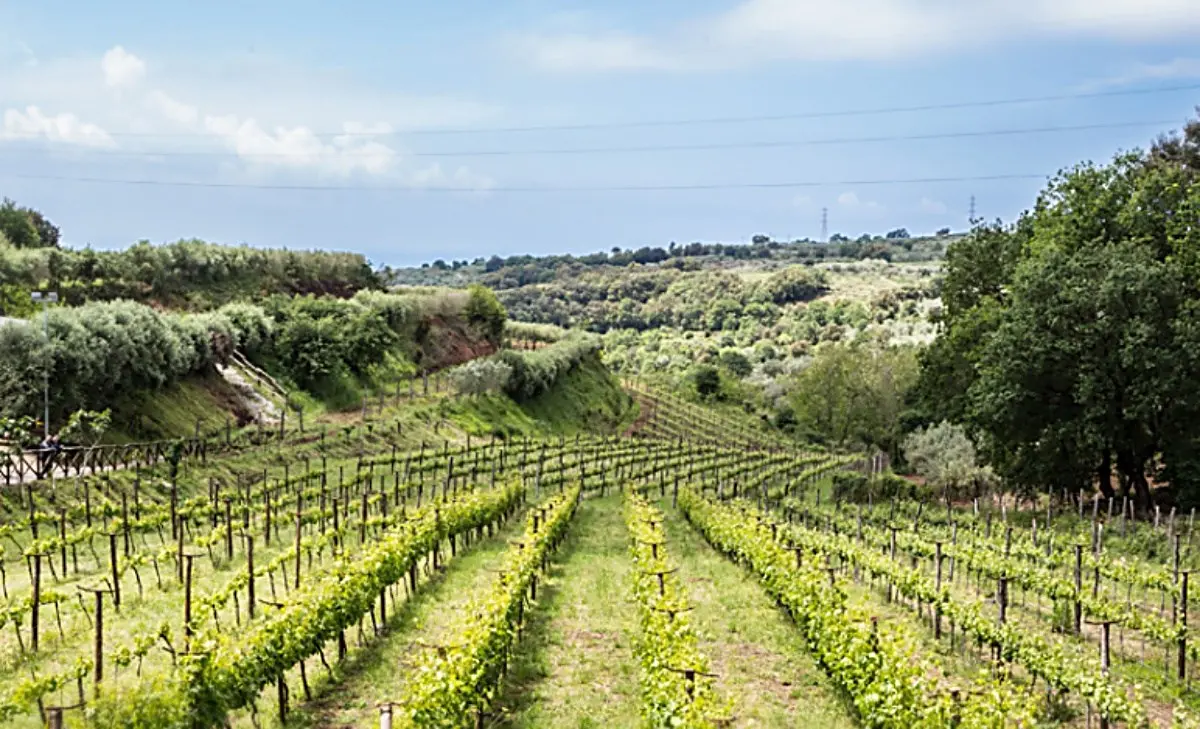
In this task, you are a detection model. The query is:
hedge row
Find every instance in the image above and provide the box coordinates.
[494,334,602,400]
[0,287,506,423]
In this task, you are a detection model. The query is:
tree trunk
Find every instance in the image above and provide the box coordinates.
[1097,451,1115,499]
[1118,450,1153,513]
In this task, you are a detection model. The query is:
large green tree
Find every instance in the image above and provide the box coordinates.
[972,242,1200,503]
[915,114,1200,507]
[0,199,42,249]
[790,338,918,458]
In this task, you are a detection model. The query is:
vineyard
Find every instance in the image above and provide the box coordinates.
[0,374,1198,729]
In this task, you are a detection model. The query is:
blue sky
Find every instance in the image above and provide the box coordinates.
[1,0,1199,267]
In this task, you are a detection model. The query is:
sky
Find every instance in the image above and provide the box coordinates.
[1,1,1200,267]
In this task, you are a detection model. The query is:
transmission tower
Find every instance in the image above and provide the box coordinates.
[821,207,828,242]
[969,194,976,223]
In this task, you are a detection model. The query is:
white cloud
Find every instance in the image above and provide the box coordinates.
[102,46,145,88]
[1082,57,1200,90]
[1,105,114,147]
[837,191,883,212]
[710,0,966,62]
[513,0,1200,71]
[0,45,498,185]
[147,90,198,124]
[1031,0,1200,40]
[920,197,948,214]
[202,115,399,177]
[508,32,702,72]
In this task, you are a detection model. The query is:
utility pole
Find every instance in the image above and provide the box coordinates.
[820,207,828,243]
[30,291,58,440]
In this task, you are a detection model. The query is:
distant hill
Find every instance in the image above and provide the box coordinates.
[385,231,962,289]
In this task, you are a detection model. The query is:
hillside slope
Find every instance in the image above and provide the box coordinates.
[445,352,636,438]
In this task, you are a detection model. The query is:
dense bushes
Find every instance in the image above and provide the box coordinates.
[0,300,267,421]
[495,334,602,400]
[0,238,379,312]
[463,285,507,343]
[266,295,398,388]
[449,359,515,397]
[0,287,508,423]
[261,288,506,394]
[830,471,931,503]
[505,321,567,343]
[0,198,52,250]
[755,266,829,304]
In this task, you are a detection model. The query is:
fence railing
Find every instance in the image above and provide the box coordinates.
[0,438,206,485]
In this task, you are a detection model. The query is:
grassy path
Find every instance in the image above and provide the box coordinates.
[495,495,641,729]
[661,502,857,729]
[275,518,524,729]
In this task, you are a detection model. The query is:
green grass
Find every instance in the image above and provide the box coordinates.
[108,371,247,442]
[274,513,528,728]
[660,501,857,728]
[446,355,636,439]
[519,355,636,435]
[444,393,541,438]
[818,260,941,305]
[495,496,641,729]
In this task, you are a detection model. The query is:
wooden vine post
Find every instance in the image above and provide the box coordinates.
[224,497,234,561]
[30,552,41,653]
[295,497,303,588]
[246,534,256,621]
[1073,544,1083,635]
[181,550,203,652]
[934,541,944,640]
[1086,618,1118,729]
[1180,570,1191,681]
[78,584,112,694]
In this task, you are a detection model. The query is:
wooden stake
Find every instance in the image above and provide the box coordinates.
[31,553,41,652]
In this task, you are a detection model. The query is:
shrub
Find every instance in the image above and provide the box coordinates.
[272,313,347,389]
[0,299,239,421]
[506,321,567,343]
[690,365,722,399]
[353,290,422,339]
[718,350,753,378]
[450,358,513,397]
[831,470,931,503]
[218,302,273,355]
[755,266,830,305]
[464,284,506,343]
[496,334,601,400]
[902,421,997,499]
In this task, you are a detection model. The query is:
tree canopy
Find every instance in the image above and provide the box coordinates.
[0,199,48,250]
[914,111,1200,507]
[789,338,919,458]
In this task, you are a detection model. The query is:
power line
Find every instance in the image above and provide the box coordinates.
[93,82,1200,139]
[0,171,1050,193]
[14,119,1178,160]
